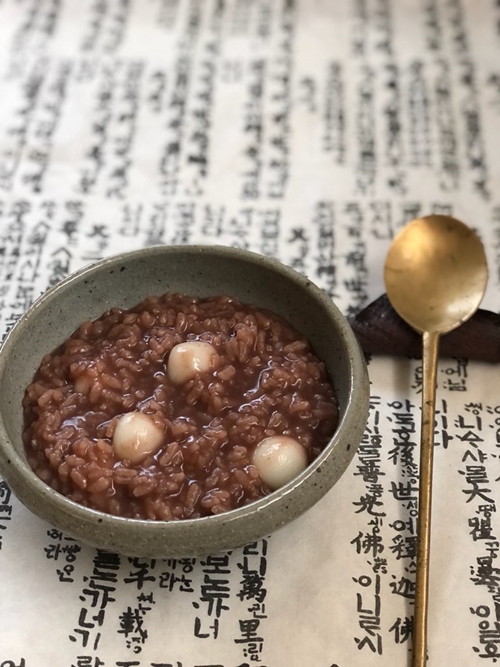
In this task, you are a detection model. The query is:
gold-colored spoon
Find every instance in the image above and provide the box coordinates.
[384,215,488,667]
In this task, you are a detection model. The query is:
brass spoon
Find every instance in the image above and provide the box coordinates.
[384,215,488,667]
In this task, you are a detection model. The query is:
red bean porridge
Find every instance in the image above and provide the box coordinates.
[23,293,338,521]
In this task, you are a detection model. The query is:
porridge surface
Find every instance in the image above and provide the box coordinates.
[23,293,338,520]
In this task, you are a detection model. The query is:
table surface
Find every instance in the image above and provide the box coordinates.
[1,1,500,665]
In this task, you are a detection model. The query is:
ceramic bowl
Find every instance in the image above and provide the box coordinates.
[0,245,369,558]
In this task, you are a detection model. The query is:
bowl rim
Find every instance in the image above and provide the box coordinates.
[0,244,368,541]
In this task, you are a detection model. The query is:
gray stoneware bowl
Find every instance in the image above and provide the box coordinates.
[0,245,369,558]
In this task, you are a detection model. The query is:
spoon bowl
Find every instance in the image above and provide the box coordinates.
[384,215,488,334]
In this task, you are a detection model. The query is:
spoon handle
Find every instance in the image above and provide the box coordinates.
[412,330,440,667]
